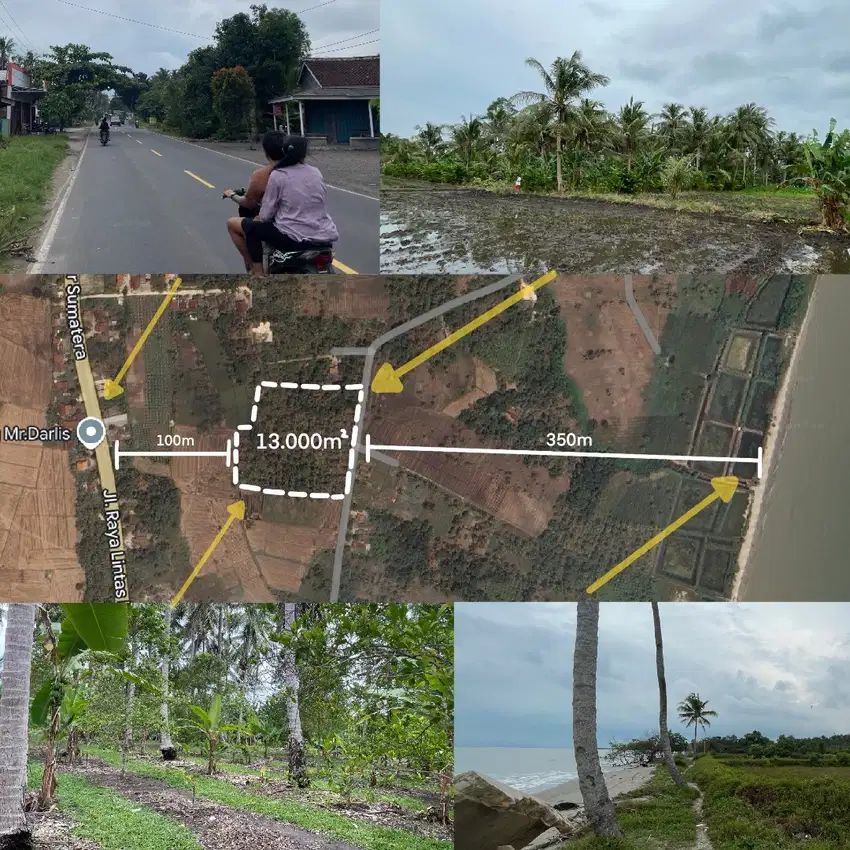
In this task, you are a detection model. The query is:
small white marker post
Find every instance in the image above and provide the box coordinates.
[113,440,232,471]
[363,438,763,478]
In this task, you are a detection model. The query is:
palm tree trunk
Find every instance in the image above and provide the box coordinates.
[122,679,135,776]
[0,603,36,848]
[573,599,622,837]
[279,603,308,788]
[160,606,175,760]
[555,130,563,193]
[651,603,684,786]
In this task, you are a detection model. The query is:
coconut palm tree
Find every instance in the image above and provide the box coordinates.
[573,599,622,837]
[279,603,308,788]
[513,51,611,192]
[651,603,684,786]
[656,103,688,155]
[0,38,14,67]
[160,606,175,760]
[684,107,712,170]
[678,692,718,753]
[616,97,651,172]
[450,114,485,168]
[0,603,36,846]
[414,122,445,163]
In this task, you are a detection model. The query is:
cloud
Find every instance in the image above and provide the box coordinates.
[381,0,850,136]
[6,0,379,75]
[455,603,850,747]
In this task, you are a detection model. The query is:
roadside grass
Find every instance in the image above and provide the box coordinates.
[693,756,850,849]
[89,749,450,850]
[28,763,201,850]
[160,748,430,812]
[569,768,699,849]
[0,134,68,266]
[380,176,821,225]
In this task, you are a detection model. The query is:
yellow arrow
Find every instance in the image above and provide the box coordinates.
[586,476,738,594]
[170,501,245,607]
[104,276,183,399]
[371,270,558,393]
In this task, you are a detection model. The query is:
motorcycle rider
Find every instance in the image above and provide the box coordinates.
[226,131,338,276]
[99,116,110,142]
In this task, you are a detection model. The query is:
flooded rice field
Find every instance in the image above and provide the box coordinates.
[381,188,850,275]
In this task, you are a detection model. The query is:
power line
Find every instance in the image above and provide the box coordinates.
[50,0,211,39]
[311,38,379,56]
[297,0,340,11]
[314,28,378,50]
[0,0,36,53]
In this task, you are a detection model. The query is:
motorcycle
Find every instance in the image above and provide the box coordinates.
[99,129,109,145]
[225,189,336,274]
[267,244,335,274]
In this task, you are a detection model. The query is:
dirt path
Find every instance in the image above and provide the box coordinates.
[29,808,100,850]
[67,763,363,850]
[687,783,714,850]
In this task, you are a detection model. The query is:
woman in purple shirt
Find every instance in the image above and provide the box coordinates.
[226,132,339,275]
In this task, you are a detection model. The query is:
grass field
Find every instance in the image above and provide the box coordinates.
[694,756,850,848]
[0,135,68,267]
[130,297,174,447]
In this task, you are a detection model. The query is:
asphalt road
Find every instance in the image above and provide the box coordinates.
[31,125,378,274]
[329,273,524,600]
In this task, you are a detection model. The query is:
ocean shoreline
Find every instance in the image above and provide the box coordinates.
[535,764,655,807]
[731,275,821,600]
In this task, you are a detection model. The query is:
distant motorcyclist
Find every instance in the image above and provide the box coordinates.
[99,117,110,141]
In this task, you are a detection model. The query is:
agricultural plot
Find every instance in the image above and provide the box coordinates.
[187,321,250,429]
[742,380,777,431]
[756,334,784,383]
[129,296,174,448]
[707,372,747,423]
[745,275,792,327]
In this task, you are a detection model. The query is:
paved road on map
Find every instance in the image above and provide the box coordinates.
[624,274,661,354]
[70,286,128,600]
[329,272,525,600]
[32,126,378,274]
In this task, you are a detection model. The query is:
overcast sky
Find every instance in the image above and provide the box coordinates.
[382,0,849,138]
[0,0,378,75]
[456,603,850,748]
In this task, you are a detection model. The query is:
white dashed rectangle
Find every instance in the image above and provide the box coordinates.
[234,379,365,501]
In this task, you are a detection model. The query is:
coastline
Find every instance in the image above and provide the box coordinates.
[731,276,821,600]
[535,765,655,807]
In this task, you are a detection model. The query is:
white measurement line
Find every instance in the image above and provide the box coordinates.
[365,438,763,477]
[225,439,232,467]
[113,441,230,470]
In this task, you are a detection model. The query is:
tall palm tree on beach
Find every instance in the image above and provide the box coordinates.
[573,599,622,837]
[678,692,719,754]
[512,51,610,192]
[651,603,684,786]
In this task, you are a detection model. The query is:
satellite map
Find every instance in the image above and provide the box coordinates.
[0,272,815,603]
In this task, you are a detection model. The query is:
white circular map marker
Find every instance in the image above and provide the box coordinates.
[77,416,106,450]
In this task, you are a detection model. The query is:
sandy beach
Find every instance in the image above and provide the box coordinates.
[536,765,655,807]
[730,277,819,600]
[733,274,850,600]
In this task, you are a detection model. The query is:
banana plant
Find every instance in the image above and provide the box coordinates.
[794,118,850,231]
[30,604,130,807]
[244,713,286,760]
[186,694,242,775]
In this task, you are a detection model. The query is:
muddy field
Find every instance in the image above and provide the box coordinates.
[381,189,850,274]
